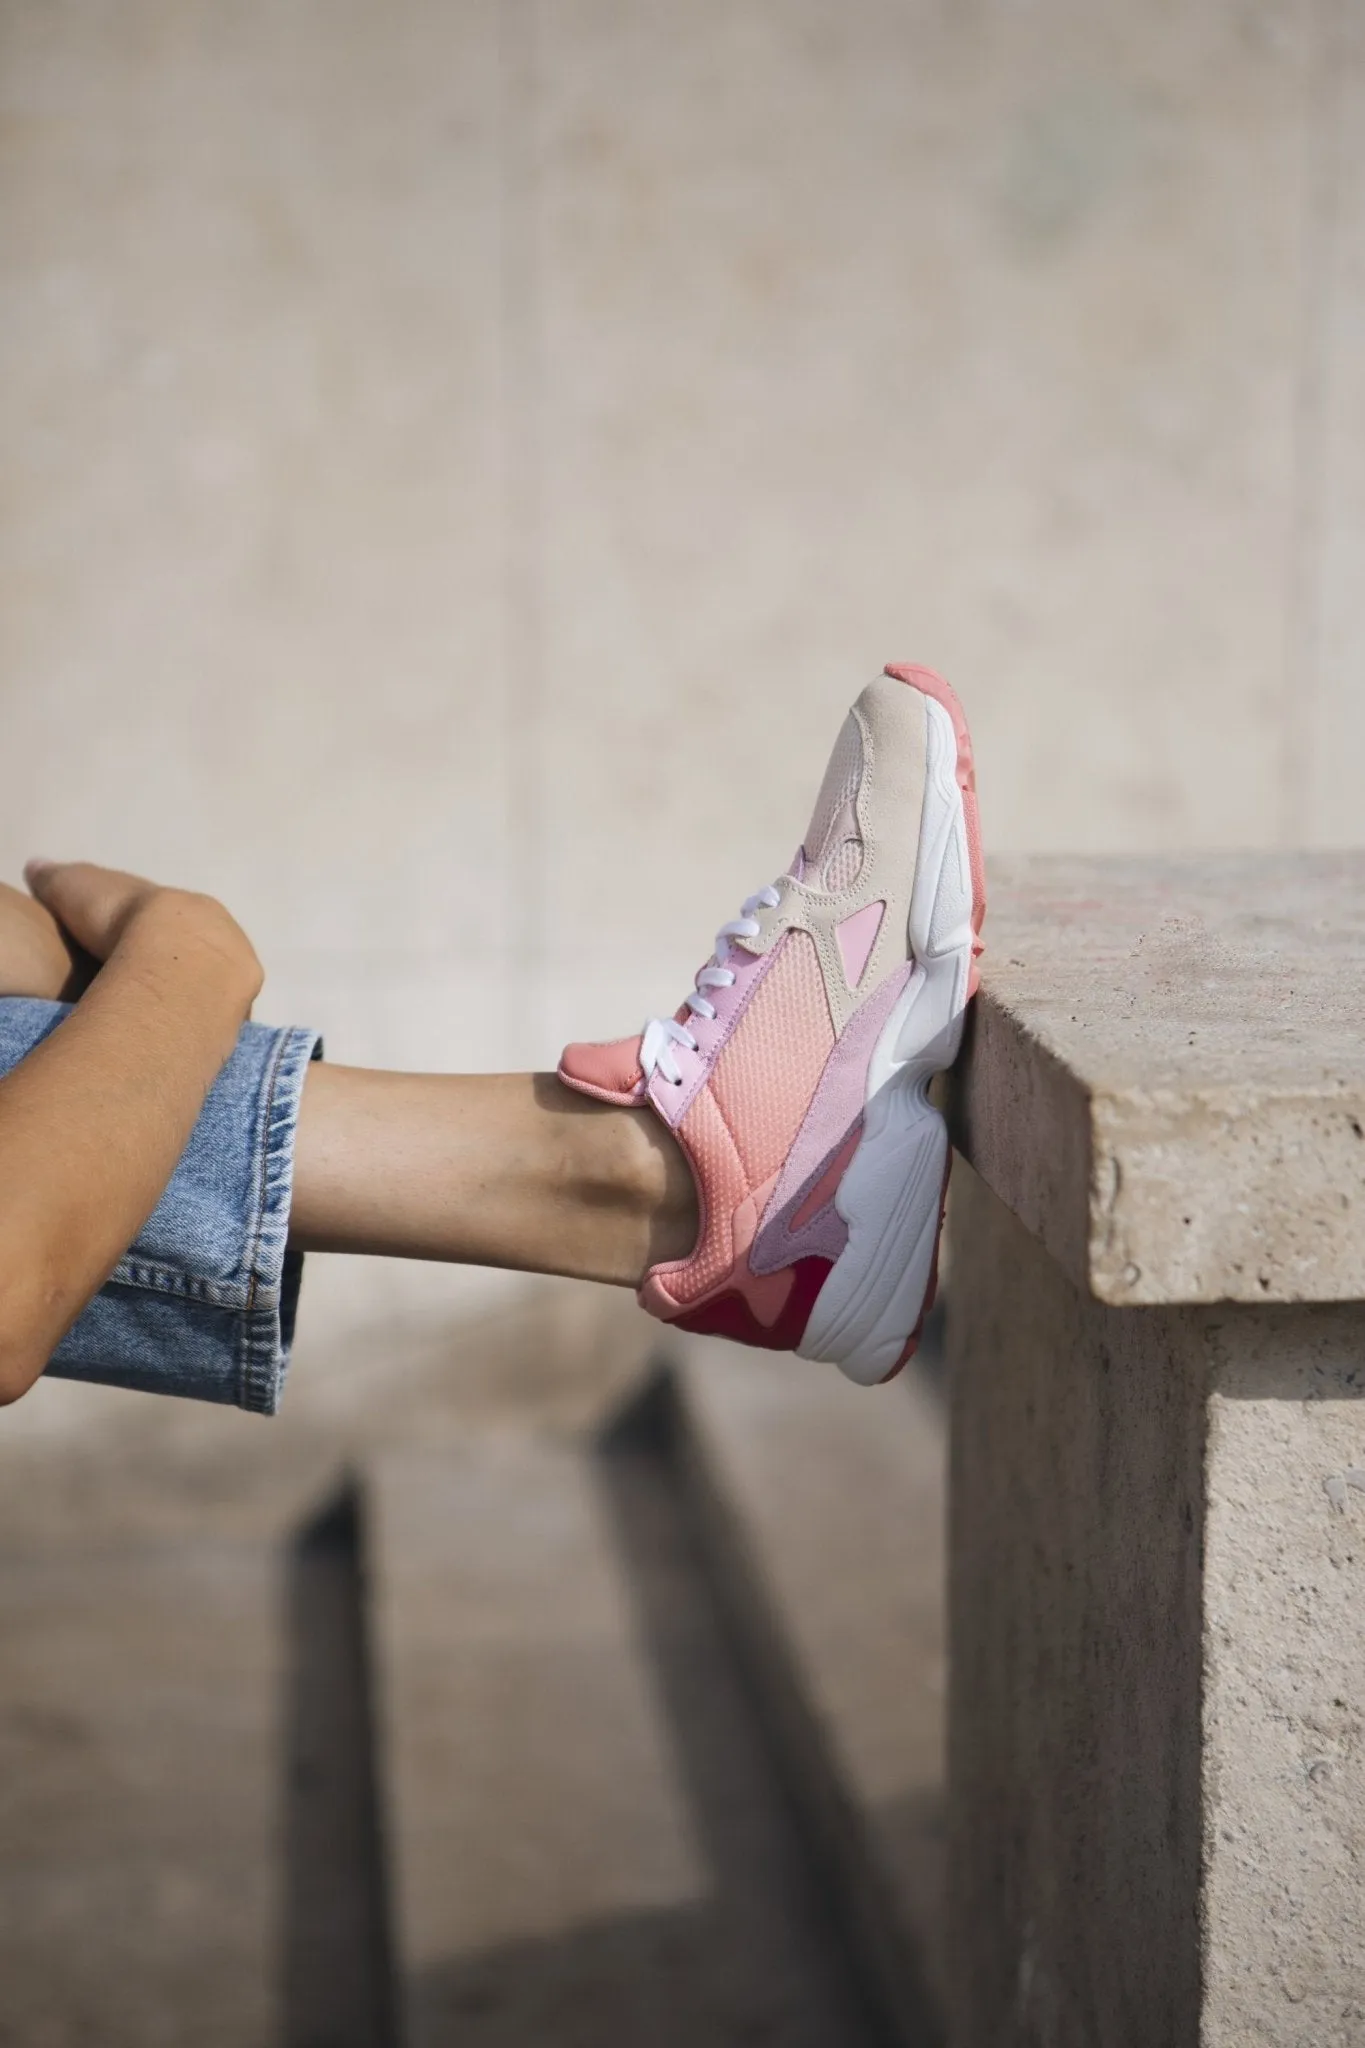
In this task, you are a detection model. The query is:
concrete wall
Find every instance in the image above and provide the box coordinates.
[2,0,1363,1387]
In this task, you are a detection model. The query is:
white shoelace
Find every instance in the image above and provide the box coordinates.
[640,885,782,1087]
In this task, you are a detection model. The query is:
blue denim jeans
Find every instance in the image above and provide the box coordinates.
[0,999,320,1415]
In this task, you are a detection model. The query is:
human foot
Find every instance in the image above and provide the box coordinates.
[558,664,985,1384]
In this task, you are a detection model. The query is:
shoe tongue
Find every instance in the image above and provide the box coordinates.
[788,711,864,884]
[558,1034,647,1106]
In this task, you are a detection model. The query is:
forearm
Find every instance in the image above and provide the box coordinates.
[0,904,257,1399]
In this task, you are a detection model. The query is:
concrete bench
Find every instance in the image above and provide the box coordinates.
[948,852,1365,2046]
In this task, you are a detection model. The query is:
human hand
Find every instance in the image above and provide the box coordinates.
[0,881,90,1001]
[24,860,263,1013]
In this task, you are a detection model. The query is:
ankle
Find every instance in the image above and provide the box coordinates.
[543,1076,697,1281]
[631,1115,699,1272]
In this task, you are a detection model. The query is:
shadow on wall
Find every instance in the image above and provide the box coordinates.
[277,1383,904,2048]
[281,1486,397,2048]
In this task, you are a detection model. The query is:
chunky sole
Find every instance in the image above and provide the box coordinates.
[797,670,984,1386]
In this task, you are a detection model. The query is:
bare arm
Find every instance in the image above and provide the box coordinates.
[0,863,261,1404]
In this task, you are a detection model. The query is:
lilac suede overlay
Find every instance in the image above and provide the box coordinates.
[748,962,912,1275]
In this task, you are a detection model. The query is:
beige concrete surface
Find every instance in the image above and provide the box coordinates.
[1299,0,1365,846]
[952,852,1365,1305]
[673,1339,948,2045]
[0,1285,662,2043]
[368,1441,709,1980]
[0,1402,335,2048]
[0,1534,284,2048]
[0,0,507,977]
[947,1161,1365,2048]
[948,1165,1203,2047]
[1203,1317,1365,2042]
[365,1432,884,2045]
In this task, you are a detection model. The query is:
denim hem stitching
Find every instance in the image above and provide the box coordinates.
[106,1259,265,1308]
[236,1025,319,1414]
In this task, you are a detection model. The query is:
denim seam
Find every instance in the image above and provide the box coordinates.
[236,1025,317,1415]
[236,1301,291,1417]
[106,1260,260,1308]
[245,1022,293,1314]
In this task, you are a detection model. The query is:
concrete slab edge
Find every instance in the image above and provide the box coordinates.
[948,990,1095,1297]
[954,989,1365,1307]
[665,1363,944,2048]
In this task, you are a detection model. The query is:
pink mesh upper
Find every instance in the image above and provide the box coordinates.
[708,931,834,1185]
[749,959,911,1277]
[651,1088,789,1320]
[645,930,834,1314]
[665,1089,746,1299]
[822,836,864,892]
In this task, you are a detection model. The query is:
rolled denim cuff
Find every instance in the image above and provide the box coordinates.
[34,1012,323,1414]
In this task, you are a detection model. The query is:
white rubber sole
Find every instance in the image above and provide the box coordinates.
[797,692,976,1385]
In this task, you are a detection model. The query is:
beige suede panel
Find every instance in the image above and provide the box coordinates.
[743,676,928,1036]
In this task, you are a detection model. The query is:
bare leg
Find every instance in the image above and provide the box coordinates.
[289,1066,698,1288]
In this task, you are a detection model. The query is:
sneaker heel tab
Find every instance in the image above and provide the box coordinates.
[883,661,948,691]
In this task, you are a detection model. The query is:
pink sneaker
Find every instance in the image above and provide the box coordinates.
[559,664,985,1384]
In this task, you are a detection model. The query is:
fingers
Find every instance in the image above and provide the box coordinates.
[24,860,157,963]
[0,881,83,1000]
[21,861,262,1009]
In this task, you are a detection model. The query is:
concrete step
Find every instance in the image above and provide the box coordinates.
[0,1324,939,2045]
[0,1528,284,2048]
[365,1418,891,2047]
[0,1414,392,2048]
[668,1339,948,2048]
